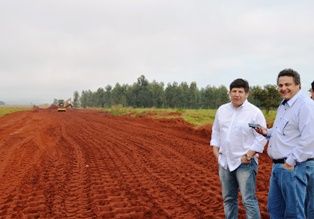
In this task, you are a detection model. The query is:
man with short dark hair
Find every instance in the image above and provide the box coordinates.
[210,78,267,219]
[255,69,314,218]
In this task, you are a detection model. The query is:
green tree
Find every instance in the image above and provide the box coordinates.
[189,82,199,108]
[77,75,282,110]
[165,82,179,108]
[104,85,112,107]
[80,90,93,108]
[95,88,105,107]
[178,82,189,108]
[132,75,153,107]
[73,91,80,107]
[248,85,265,107]
[149,80,165,108]
[111,83,128,106]
[200,85,228,108]
[263,84,281,112]
[249,84,281,112]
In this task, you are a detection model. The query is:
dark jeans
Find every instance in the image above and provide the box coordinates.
[219,160,260,219]
[268,163,306,219]
[303,160,314,219]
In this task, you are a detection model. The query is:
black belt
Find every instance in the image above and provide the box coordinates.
[273,158,314,164]
[272,158,286,164]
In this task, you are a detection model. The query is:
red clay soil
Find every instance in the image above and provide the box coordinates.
[0,109,272,218]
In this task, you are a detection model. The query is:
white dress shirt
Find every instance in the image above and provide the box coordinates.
[210,100,267,171]
[268,91,314,166]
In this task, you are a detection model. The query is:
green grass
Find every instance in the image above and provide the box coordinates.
[181,109,216,126]
[102,106,182,118]
[262,110,277,126]
[102,107,216,126]
[0,106,30,117]
[102,106,276,127]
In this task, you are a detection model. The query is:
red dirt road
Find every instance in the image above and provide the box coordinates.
[0,109,271,218]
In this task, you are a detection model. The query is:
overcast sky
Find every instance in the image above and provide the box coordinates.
[1,0,314,104]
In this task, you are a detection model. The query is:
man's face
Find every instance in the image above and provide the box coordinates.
[277,76,300,100]
[229,87,248,107]
[311,89,314,100]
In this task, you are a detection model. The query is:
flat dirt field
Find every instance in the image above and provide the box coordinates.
[0,109,271,218]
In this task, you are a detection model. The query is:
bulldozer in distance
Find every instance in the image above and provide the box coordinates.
[57,98,72,112]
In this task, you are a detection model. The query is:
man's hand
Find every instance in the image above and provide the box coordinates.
[246,150,255,159]
[283,162,294,171]
[241,154,252,164]
[212,146,219,159]
[254,126,268,137]
[241,150,256,164]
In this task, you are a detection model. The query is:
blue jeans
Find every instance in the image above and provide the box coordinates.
[219,160,260,219]
[304,160,314,219]
[268,163,306,219]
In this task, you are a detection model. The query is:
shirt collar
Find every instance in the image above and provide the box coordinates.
[282,90,301,107]
[231,99,248,109]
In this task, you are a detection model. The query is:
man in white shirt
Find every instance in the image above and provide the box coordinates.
[210,78,267,219]
[255,69,314,219]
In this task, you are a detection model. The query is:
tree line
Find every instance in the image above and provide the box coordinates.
[72,75,281,111]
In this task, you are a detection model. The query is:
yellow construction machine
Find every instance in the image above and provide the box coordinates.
[57,99,66,112]
[57,98,72,112]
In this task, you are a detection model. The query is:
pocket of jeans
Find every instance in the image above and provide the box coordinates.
[252,159,258,174]
[281,164,296,177]
[241,160,257,175]
[295,166,307,185]
[246,159,258,175]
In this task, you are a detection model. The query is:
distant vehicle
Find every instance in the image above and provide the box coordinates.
[57,98,73,112]
[57,99,66,112]
[65,98,73,108]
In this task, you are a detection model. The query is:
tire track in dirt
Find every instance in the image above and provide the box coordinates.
[67,112,221,217]
[0,109,271,218]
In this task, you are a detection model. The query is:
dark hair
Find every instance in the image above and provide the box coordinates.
[277,68,301,86]
[229,78,249,93]
[311,80,314,91]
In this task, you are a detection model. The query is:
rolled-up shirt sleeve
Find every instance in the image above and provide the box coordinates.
[250,111,267,153]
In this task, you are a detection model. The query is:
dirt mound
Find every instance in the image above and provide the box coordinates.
[194,124,212,139]
[0,109,271,218]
